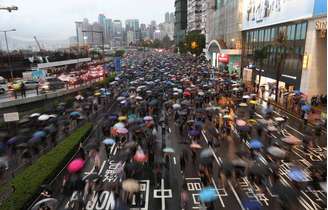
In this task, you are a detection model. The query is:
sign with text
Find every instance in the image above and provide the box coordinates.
[3,112,19,122]
[243,0,314,30]
[217,53,230,64]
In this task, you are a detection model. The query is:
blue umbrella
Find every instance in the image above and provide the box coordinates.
[189,129,200,137]
[288,167,307,182]
[103,138,115,145]
[199,187,217,202]
[243,199,262,210]
[301,105,311,112]
[294,90,301,95]
[33,130,47,138]
[28,136,42,144]
[249,139,263,149]
[70,111,81,117]
[109,115,118,121]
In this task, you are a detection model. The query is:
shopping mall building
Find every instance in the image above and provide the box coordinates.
[241,0,327,98]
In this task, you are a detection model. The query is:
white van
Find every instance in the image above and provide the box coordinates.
[0,76,8,94]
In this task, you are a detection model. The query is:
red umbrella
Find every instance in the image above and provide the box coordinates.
[133,151,148,162]
[183,91,191,97]
[67,158,85,173]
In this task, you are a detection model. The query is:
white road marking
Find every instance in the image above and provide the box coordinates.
[228,180,245,210]
[211,177,225,207]
[185,177,202,180]
[255,112,263,118]
[168,128,171,133]
[201,131,222,166]
[173,157,177,165]
[153,179,172,210]
[287,125,305,137]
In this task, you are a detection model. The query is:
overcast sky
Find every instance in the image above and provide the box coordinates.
[0,0,174,41]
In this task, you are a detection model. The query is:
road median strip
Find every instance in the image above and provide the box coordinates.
[0,122,93,210]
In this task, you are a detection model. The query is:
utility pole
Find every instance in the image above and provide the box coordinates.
[1,29,16,81]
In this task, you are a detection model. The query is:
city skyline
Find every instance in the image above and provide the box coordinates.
[0,0,174,41]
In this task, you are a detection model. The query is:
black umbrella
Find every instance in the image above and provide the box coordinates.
[84,143,98,151]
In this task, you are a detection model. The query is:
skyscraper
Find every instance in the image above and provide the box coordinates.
[165,12,170,23]
[174,0,188,45]
[105,18,112,45]
[112,20,123,47]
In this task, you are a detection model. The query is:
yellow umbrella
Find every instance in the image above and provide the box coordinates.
[248,119,257,125]
[118,116,127,121]
[249,100,257,105]
[94,92,101,96]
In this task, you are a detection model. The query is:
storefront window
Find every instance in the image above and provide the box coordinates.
[271,28,276,41]
[253,30,258,42]
[287,24,296,40]
[295,23,302,40]
[265,29,270,42]
[300,22,307,40]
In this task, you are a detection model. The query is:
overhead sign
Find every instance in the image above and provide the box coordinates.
[217,54,230,64]
[242,0,315,30]
[4,112,19,122]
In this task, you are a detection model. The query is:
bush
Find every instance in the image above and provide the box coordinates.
[0,123,93,210]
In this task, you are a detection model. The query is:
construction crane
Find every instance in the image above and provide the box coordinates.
[33,36,44,52]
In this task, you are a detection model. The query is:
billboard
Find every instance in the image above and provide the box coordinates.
[313,0,327,16]
[243,0,315,30]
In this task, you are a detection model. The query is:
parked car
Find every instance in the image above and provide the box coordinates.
[0,77,8,94]
[24,80,39,90]
[40,77,65,92]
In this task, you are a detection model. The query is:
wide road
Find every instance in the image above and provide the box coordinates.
[41,51,326,210]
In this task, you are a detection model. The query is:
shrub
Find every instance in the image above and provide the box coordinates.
[0,123,93,210]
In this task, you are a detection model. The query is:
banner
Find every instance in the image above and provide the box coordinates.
[243,0,315,30]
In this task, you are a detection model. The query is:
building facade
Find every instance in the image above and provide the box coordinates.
[206,0,243,74]
[241,0,326,98]
[112,20,123,48]
[174,0,188,45]
[187,0,206,33]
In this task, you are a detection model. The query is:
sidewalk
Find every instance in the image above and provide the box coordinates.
[257,90,326,130]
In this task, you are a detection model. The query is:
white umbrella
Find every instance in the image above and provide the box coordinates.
[242,95,250,99]
[267,146,287,158]
[113,122,125,129]
[75,95,84,100]
[117,96,125,101]
[30,113,41,118]
[172,103,181,109]
[38,114,50,121]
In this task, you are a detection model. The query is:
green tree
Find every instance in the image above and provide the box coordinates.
[184,30,206,56]
[152,39,161,48]
[253,46,268,93]
[115,49,125,57]
[161,35,173,49]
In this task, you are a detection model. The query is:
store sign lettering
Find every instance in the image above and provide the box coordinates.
[315,20,327,38]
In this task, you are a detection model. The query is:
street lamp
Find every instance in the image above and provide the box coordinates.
[0,29,16,81]
[0,5,18,12]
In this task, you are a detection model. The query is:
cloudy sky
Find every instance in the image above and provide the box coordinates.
[0,0,175,41]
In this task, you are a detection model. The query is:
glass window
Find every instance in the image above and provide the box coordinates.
[253,30,258,42]
[295,24,302,40]
[271,27,276,41]
[265,29,270,41]
[300,22,307,40]
[290,24,296,40]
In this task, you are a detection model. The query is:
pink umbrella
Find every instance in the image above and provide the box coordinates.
[134,152,148,162]
[67,158,85,173]
[236,119,247,127]
[117,128,129,135]
[190,143,202,149]
[282,135,302,145]
[143,116,153,121]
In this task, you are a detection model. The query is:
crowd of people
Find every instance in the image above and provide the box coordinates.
[29,50,326,210]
